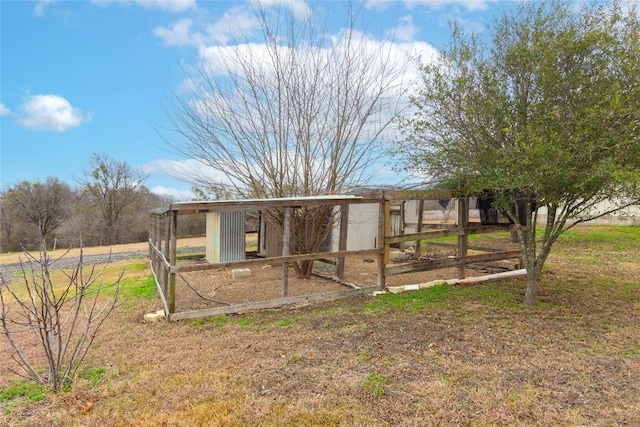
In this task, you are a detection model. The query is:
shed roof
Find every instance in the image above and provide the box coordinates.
[150,195,375,215]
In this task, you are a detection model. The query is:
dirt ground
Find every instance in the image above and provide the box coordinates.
[171,239,514,315]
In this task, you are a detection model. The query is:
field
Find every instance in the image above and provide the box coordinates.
[1,226,639,426]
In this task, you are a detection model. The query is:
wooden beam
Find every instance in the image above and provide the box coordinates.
[384,250,522,276]
[384,225,514,245]
[167,285,381,321]
[148,259,170,316]
[377,201,386,289]
[171,248,382,273]
[337,203,348,279]
[384,200,391,265]
[385,228,464,244]
[160,195,382,215]
[282,206,291,298]
[457,197,469,280]
[415,199,424,258]
[168,210,177,314]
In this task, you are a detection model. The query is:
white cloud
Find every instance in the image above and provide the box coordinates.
[90,0,196,12]
[363,0,395,11]
[251,0,311,20]
[390,15,419,42]
[34,0,56,16]
[0,103,10,116]
[139,158,232,186]
[149,185,195,201]
[404,0,494,12]
[18,94,92,132]
[204,8,260,45]
[154,18,202,46]
[154,8,261,47]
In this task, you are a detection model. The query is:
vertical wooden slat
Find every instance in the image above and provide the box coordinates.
[337,203,349,279]
[168,210,177,314]
[415,199,424,258]
[384,200,391,265]
[281,206,291,298]
[457,197,469,280]
[399,201,406,250]
[163,214,171,297]
[377,200,388,289]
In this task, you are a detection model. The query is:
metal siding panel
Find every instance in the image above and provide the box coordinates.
[206,211,246,263]
[221,211,246,262]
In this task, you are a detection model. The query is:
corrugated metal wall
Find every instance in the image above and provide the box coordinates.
[329,203,380,251]
[206,211,246,263]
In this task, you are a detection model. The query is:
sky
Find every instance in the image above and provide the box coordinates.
[0,0,516,200]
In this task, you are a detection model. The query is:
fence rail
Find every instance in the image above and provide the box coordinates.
[149,195,522,321]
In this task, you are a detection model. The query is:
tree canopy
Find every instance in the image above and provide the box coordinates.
[399,0,640,304]
[1,177,72,248]
[163,3,411,199]
[162,3,415,277]
[79,153,150,246]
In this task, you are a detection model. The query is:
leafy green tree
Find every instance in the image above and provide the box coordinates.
[399,0,640,304]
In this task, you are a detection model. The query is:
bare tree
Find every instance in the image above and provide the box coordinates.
[79,153,149,245]
[1,178,72,250]
[163,3,411,276]
[0,242,120,391]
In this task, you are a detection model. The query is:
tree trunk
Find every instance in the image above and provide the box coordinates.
[524,269,540,305]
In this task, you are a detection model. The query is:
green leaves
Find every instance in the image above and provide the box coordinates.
[399,0,640,304]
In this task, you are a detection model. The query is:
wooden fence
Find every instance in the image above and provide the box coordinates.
[149,193,521,321]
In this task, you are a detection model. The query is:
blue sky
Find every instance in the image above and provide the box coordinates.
[1,0,513,200]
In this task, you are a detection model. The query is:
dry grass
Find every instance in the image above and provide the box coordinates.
[1,225,639,426]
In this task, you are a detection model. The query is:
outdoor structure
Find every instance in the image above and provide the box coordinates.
[149,192,522,321]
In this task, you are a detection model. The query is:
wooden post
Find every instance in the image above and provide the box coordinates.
[168,210,177,314]
[399,201,406,250]
[337,203,349,279]
[155,215,163,289]
[377,200,389,289]
[415,199,424,258]
[163,213,171,297]
[457,197,469,280]
[384,200,391,265]
[281,206,291,298]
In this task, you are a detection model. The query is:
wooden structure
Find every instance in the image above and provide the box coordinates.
[148,192,521,321]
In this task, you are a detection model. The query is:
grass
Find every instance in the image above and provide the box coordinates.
[0,381,47,414]
[365,283,453,313]
[120,275,157,299]
[76,367,107,388]
[365,282,522,314]
[1,224,639,426]
[362,371,388,399]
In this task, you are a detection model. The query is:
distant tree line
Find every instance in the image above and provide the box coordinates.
[0,153,203,252]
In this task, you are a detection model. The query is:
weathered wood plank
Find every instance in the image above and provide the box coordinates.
[384,225,514,244]
[337,203,348,279]
[167,285,381,321]
[423,241,506,253]
[385,250,522,276]
[282,206,291,298]
[457,197,469,279]
[170,248,382,273]
[152,196,383,215]
[148,259,170,316]
[168,211,177,314]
